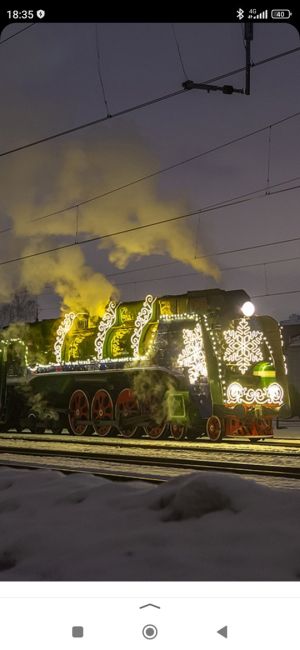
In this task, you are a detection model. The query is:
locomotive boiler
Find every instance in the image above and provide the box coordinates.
[0,288,290,441]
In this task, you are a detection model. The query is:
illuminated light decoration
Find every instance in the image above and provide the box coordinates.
[54,312,76,363]
[28,355,149,374]
[223,317,264,375]
[111,330,127,357]
[253,368,275,378]
[160,313,199,322]
[203,313,227,398]
[94,300,118,361]
[226,381,284,405]
[177,322,207,384]
[131,294,156,358]
[267,382,284,404]
[279,324,288,375]
[241,301,255,317]
[262,335,274,365]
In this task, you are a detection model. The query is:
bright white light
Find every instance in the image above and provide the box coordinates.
[241,301,255,317]
[226,381,284,405]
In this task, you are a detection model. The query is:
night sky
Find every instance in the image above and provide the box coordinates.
[0,22,299,321]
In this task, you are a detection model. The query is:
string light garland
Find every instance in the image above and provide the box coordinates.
[160,313,199,322]
[203,313,227,398]
[279,324,288,375]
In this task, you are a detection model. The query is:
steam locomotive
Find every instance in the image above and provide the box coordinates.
[0,288,290,441]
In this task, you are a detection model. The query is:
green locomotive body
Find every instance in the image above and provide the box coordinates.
[0,288,290,441]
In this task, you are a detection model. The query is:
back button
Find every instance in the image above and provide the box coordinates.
[217,626,228,639]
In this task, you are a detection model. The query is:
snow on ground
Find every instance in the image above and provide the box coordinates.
[0,467,300,581]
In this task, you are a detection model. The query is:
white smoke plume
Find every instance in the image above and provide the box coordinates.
[0,123,219,316]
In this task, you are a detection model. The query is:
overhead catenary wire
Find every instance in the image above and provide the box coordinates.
[95,23,111,117]
[105,229,300,280]
[107,252,300,287]
[0,24,34,45]
[36,288,300,312]
[0,180,300,269]
[0,108,298,236]
[170,23,189,79]
[123,241,300,292]
[0,46,299,159]
[202,46,300,85]
[4,170,300,240]
[253,289,300,299]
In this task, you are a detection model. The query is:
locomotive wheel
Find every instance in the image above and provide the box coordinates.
[27,413,45,434]
[256,417,273,436]
[115,388,139,438]
[144,421,168,440]
[206,415,223,442]
[170,423,187,441]
[68,389,90,435]
[51,419,63,435]
[91,389,113,436]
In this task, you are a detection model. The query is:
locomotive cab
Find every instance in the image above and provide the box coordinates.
[0,289,290,441]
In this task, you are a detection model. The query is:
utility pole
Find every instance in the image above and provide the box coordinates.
[244,22,253,95]
[182,25,253,97]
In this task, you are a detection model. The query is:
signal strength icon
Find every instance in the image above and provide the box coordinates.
[253,9,268,18]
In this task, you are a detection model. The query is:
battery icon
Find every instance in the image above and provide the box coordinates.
[271,9,292,18]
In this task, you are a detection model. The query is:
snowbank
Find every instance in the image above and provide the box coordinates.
[0,468,299,580]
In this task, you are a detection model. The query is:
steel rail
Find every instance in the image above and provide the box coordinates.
[0,442,299,480]
[1,432,300,455]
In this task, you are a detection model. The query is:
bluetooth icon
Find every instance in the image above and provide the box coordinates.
[237,8,244,19]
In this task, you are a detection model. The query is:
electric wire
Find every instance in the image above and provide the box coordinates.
[204,46,300,85]
[170,23,189,79]
[95,23,111,117]
[0,88,185,159]
[0,47,299,159]
[266,126,272,194]
[0,24,34,45]
[0,109,298,236]
[253,289,300,299]
[0,180,299,268]
[107,251,300,287]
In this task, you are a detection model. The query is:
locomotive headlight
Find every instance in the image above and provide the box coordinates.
[241,301,255,317]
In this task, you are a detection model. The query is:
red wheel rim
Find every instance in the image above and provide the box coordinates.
[91,389,113,436]
[115,388,139,438]
[144,421,167,439]
[170,423,186,440]
[206,415,222,441]
[68,389,89,435]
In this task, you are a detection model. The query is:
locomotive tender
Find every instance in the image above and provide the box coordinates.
[0,288,290,441]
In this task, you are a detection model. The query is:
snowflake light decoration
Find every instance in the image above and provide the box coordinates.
[177,322,207,384]
[223,317,264,375]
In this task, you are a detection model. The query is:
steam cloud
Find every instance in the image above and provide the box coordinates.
[0,124,219,316]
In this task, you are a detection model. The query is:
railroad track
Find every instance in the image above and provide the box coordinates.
[1,431,300,454]
[0,432,299,483]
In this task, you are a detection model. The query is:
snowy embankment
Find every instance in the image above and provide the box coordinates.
[0,468,299,581]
